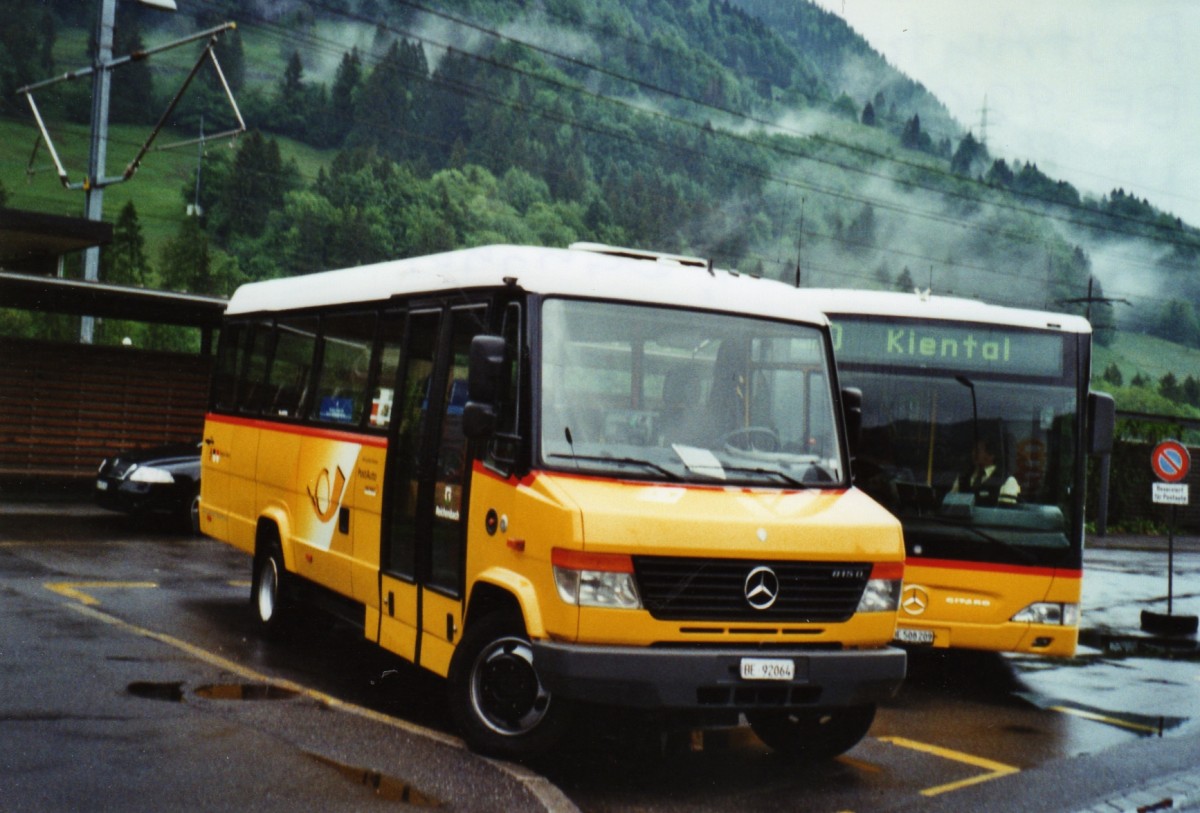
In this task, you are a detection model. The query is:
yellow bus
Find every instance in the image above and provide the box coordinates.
[200,244,906,759]
[806,289,1114,657]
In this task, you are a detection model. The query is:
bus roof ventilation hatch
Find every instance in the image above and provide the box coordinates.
[568,242,710,270]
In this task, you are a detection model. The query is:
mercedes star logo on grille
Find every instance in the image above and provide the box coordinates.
[902,585,929,616]
[744,566,780,610]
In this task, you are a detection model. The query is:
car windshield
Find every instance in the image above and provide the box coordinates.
[538,298,843,486]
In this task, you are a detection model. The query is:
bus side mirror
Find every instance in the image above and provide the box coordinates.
[464,334,506,440]
[841,386,863,454]
[1088,390,1115,455]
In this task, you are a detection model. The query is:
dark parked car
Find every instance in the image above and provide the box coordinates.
[95,441,202,532]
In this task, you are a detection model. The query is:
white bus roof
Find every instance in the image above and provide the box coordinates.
[800,288,1092,334]
[224,244,830,326]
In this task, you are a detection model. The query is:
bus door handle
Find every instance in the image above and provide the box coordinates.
[386,591,395,617]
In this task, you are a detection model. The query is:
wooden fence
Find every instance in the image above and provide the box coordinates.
[0,337,211,480]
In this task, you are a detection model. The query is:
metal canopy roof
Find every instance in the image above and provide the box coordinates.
[0,271,226,327]
[0,208,113,273]
[0,208,225,328]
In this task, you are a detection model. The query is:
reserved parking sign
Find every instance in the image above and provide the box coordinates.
[1151,440,1190,505]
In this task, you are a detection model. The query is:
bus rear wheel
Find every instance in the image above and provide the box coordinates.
[747,704,876,760]
[447,612,571,759]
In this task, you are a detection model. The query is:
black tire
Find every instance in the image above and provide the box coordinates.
[747,704,876,760]
[184,490,201,535]
[251,535,289,635]
[447,612,572,759]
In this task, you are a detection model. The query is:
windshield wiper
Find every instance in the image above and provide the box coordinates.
[547,453,683,481]
[719,465,809,488]
[907,515,1041,563]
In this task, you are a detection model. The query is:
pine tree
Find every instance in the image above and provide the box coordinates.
[861,101,875,127]
[1102,363,1123,388]
[214,131,287,241]
[109,23,153,125]
[323,48,362,148]
[900,115,921,149]
[102,201,150,287]
[951,132,988,176]
[349,40,430,164]
[160,216,211,294]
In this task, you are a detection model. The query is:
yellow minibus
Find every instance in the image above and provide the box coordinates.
[201,244,906,759]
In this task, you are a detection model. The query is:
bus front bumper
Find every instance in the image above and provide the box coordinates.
[530,641,906,710]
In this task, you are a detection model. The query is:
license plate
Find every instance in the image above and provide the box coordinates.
[894,627,935,645]
[96,479,108,491]
[740,657,795,681]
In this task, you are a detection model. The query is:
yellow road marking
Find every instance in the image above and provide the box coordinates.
[44,581,158,606]
[1049,705,1161,734]
[51,592,462,747]
[40,576,575,810]
[836,755,883,773]
[878,736,1019,796]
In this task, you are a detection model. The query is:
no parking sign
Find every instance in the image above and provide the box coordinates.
[1151,439,1190,504]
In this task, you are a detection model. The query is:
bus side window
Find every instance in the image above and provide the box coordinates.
[484,303,521,469]
[265,317,318,418]
[311,311,377,425]
[371,313,405,429]
[238,321,275,414]
[212,322,246,411]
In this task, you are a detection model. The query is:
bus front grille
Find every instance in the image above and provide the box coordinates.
[632,557,867,623]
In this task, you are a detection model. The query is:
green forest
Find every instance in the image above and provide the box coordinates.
[4,0,1200,421]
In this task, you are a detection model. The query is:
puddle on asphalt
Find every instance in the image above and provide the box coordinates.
[126,682,441,805]
[306,752,442,806]
[127,681,300,702]
[127,681,185,702]
[1078,629,1200,660]
[1016,691,1188,737]
[194,683,300,701]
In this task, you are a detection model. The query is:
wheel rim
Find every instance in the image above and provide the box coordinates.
[256,558,278,623]
[469,636,550,736]
[189,495,201,534]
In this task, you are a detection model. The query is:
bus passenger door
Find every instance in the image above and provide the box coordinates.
[377,307,479,676]
[416,308,480,677]
[377,310,439,664]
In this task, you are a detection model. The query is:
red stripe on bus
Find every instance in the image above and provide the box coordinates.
[906,557,1081,579]
[204,412,388,448]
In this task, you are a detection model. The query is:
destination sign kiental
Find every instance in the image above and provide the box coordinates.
[829,318,1065,377]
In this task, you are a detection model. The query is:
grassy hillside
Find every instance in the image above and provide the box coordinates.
[1093,332,1200,386]
[1,117,330,260]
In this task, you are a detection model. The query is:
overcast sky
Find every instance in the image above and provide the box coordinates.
[809,0,1200,227]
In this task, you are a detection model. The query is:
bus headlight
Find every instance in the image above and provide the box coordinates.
[1011,602,1080,626]
[128,465,176,484]
[552,549,641,609]
[856,562,904,613]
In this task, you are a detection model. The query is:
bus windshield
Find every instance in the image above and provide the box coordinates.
[832,315,1082,568]
[539,298,843,486]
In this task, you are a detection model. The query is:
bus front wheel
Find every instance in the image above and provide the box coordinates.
[447,612,571,759]
[747,704,876,760]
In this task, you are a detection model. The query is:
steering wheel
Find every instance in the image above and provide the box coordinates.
[718,426,781,452]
